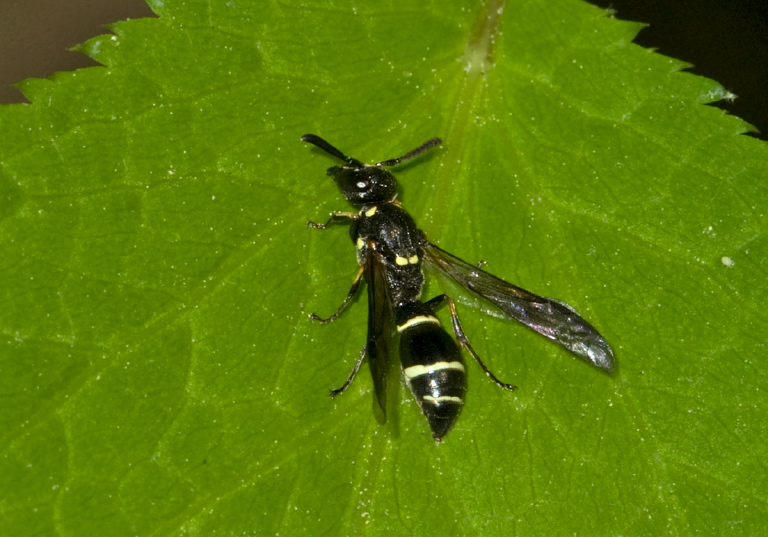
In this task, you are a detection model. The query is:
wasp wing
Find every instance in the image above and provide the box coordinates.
[424,243,614,372]
[363,248,394,421]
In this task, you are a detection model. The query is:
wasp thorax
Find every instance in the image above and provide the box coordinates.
[327,165,397,206]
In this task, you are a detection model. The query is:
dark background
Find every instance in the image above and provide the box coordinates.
[1,0,766,138]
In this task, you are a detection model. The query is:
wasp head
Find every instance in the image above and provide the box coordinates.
[327,164,397,206]
[302,134,442,207]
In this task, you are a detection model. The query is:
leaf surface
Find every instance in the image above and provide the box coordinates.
[1,0,766,535]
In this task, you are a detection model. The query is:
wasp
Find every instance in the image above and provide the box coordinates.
[303,134,614,441]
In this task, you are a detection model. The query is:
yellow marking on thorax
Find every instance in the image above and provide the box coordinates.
[364,206,377,217]
[394,254,420,266]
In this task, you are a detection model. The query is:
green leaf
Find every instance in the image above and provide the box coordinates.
[1,0,766,535]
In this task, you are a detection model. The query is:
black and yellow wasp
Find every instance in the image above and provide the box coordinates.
[303,134,614,441]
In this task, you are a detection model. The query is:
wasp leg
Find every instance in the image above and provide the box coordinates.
[310,265,364,324]
[424,294,517,391]
[329,343,368,397]
[307,212,358,229]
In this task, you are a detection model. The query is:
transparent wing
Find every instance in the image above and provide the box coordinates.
[364,249,394,420]
[424,243,614,372]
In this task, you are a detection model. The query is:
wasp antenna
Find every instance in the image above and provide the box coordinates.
[301,134,363,167]
[376,137,442,167]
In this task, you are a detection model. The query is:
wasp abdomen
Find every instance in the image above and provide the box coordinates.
[398,314,466,441]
